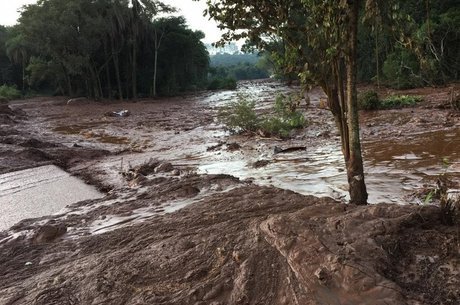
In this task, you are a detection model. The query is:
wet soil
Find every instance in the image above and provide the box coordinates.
[0,80,459,304]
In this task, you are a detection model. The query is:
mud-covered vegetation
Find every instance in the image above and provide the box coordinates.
[218,93,306,137]
[358,90,423,110]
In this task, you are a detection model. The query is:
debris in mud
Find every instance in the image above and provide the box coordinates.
[252,159,271,168]
[155,162,174,173]
[273,145,306,154]
[226,142,241,151]
[207,141,225,151]
[66,97,90,105]
[105,109,131,117]
[33,223,67,244]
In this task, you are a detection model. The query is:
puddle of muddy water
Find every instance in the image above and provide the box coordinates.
[0,165,104,231]
[197,129,459,204]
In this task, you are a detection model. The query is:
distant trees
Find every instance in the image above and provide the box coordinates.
[0,0,209,98]
[209,53,270,83]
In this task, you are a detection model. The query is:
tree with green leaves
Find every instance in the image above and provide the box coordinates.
[203,0,389,204]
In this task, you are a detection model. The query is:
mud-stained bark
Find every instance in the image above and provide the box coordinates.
[345,0,368,205]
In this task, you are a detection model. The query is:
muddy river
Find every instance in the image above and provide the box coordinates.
[2,80,459,230]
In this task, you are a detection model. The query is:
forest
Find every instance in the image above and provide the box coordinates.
[0,0,458,101]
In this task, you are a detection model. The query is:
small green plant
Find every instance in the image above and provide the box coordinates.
[218,95,259,133]
[358,90,380,110]
[381,95,422,109]
[218,93,306,137]
[0,85,21,101]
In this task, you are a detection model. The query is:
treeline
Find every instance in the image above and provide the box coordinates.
[0,0,209,99]
[260,0,459,89]
[207,53,270,90]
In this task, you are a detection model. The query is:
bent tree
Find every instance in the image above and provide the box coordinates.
[202,0,379,204]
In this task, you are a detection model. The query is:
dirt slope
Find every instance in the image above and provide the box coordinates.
[1,184,458,305]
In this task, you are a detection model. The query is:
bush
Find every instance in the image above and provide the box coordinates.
[0,85,21,101]
[218,95,259,132]
[218,93,306,138]
[381,95,422,109]
[358,90,380,110]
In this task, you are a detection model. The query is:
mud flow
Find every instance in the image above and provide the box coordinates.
[0,80,458,305]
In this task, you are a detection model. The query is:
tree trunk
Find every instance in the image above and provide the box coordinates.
[111,37,123,100]
[153,48,158,97]
[132,39,137,100]
[104,41,112,99]
[345,0,368,205]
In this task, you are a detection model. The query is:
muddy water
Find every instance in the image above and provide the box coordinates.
[0,165,103,230]
[198,129,460,204]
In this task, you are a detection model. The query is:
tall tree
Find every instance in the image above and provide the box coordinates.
[203,0,375,204]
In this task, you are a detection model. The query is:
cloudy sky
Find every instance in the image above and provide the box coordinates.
[0,0,224,44]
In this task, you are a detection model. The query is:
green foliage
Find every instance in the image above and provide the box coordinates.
[207,77,237,90]
[0,84,21,100]
[383,49,423,89]
[209,54,270,82]
[218,93,305,137]
[358,91,422,110]
[358,90,380,110]
[2,0,207,99]
[210,53,260,66]
[381,95,422,109]
[218,95,259,132]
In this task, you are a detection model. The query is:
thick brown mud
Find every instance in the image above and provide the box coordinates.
[0,80,459,304]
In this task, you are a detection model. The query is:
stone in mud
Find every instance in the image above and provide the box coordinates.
[33,224,67,243]
[154,162,174,173]
[226,142,241,151]
[252,160,270,168]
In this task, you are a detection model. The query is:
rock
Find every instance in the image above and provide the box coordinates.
[155,162,174,173]
[226,142,241,151]
[252,160,270,168]
[33,224,67,243]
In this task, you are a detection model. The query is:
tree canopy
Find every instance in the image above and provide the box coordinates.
[0,0,210,98]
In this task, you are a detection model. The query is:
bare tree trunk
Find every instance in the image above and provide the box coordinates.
[153,48,158,97]
[111,37,123,100]
[345,0,368,205]
[104,41,112,99]
[132,39,137,100]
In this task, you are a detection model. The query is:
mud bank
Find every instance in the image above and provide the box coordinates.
[0,184,458,305]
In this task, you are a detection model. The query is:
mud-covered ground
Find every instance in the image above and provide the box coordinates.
[0,80,459,305]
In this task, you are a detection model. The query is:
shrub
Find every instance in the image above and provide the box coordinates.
[358,90,380,110]
[218,95,260,133]
[0,85,21,101]
[218,93,306,138]
[381,95,422,109]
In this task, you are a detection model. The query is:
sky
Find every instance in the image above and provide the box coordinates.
[0,0,224,44]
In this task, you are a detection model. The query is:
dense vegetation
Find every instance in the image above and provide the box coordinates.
[207,53,270,90]
[0,0,209,99]
[254,0,459,89]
